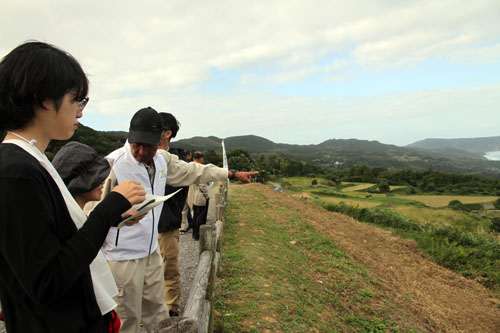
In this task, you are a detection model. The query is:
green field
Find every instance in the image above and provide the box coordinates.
[281,177,498,233]
[392,205,490,233]
[278,177,500,293]
[400,195,498,208]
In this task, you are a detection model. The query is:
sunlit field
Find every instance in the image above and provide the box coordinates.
[285,176,328,188]
[281,177,499,233]
[392,205,490,233]
[317,196,381,208]
[400,195,498,207]
[342,182,376,192]
[282,177,499,213]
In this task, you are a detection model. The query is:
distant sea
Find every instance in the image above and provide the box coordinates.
[484,151,500,161]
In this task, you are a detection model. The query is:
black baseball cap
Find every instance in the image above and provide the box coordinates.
[128,107,163,145]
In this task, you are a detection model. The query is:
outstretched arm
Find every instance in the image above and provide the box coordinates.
[229,170,259,183]
[160,149,259,186]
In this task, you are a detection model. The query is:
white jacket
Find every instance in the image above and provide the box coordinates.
[85,147,228,260]
[101,143,168,261]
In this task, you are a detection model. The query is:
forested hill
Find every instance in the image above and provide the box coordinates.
[5,125,498,178]
[173,135,280,152]
[407,136,500,155]
[172,135,500,178]
[44,124,127,160]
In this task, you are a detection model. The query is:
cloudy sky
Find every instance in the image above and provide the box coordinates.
[2,0,499,146]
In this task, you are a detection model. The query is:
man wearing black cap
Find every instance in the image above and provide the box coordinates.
[86,107,170,333]
[87,107,259,332]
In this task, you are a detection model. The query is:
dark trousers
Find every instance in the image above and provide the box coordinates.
[192,200,209,240]
[187,207,193,228]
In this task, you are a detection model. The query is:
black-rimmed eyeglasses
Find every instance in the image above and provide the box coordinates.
[79,97,89,111]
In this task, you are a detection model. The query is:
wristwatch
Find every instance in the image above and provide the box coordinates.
[230,169,236,180]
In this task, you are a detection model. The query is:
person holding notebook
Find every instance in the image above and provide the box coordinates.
[0,41,146,332]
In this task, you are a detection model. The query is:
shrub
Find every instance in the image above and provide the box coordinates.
[494,199,500,210]
[326,180,336,187]
[322,202,421,232]
[405,186,417,194]
[448,200,466,211]
[378,180,390,193]
[491,217,500,233]
[312,179,318,185]
[448,200,483,212]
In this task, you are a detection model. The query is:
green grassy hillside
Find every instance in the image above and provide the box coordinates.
[216,184,500,332]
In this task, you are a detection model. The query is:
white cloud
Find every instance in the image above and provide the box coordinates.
[3,0,498,78]
[85,84,499,146]
[450,43,500,64]
[324,59,351,72]
[1,0,499,145]
[269,66,321,84]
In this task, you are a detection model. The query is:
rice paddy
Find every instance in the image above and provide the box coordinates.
[399,195,498,207]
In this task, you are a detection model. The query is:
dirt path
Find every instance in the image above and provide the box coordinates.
[243,183,500,332]
[268,181,284,191]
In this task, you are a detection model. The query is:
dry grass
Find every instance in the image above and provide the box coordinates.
[222,184,500,332]
[392,205,489,233]
[285,176,323,187]
[216,184,408,332]
[291,192,313,199]
[317,196,380,208]
[342,183,376,192]
[400,195,498,207]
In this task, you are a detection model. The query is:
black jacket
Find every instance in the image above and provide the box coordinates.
[158,184,189,232]
[157,149,189,233]
[0,143,130,333]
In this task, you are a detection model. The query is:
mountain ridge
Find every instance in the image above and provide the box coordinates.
[29,124,499,179]
[407,135,500,155]
[171,134,500,178]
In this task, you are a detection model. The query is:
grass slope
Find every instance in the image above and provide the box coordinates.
[215,184,500,332]
[215,186,415,332]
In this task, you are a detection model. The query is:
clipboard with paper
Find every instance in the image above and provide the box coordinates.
[117,189,182,229]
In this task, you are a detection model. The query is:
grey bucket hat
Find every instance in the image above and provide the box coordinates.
[52,141,111,196]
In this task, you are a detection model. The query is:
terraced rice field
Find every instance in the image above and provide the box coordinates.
[342,183,376,192]
[318,196,380,208]
[399,195,498,207]
[392,205,489,232]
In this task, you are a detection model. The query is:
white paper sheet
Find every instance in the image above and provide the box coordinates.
[117,189,182,229]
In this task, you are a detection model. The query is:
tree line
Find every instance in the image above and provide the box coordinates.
[201,148,324,182]
[342,164,500,195]
[3,127,499,197]
[202,148,500,196]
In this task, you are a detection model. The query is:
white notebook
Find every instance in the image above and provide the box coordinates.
[117,189,182,229]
